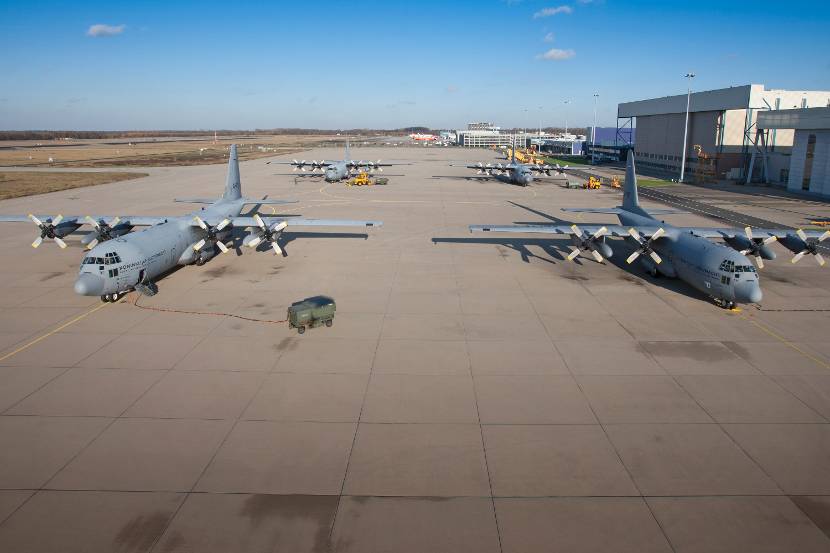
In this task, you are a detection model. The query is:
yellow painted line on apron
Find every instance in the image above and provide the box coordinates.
[737,311,830,370]
[0,301,110,363]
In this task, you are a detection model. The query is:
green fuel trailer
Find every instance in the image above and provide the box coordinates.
[288,296,336,334]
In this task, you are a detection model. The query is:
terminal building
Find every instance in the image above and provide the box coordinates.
[617,84,830,188]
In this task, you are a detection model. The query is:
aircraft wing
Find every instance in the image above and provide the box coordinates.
[0,214,167,226]
[229,216,382,228]
[470,223,666,239]
[173,198,298,205]
[266,160,332,167]
[686,227,830,240]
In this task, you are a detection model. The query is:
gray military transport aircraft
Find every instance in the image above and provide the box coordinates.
[452,141,567,187]
[469,151,828,308]
[0,145,381,302]
[268,140,408,182]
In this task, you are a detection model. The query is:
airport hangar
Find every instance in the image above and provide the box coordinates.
[617,84,830,196]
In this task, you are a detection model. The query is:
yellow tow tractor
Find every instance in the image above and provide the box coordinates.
[346,172,389,187]
[611,177,621,189]
[584,176,602,189]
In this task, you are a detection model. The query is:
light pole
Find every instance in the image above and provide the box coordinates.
[591,93,599,165]
[563,100,571,134]
[680,72,695,182]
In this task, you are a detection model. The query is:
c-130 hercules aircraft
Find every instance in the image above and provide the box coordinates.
[0,145,382,302]
[268,139,408,182]
[452,139,567,187]
[470,151,829,308]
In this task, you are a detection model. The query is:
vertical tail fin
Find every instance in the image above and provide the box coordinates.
[223,144,241,200]
[511,136,516,164]
[345,138,351,161]
[621,149,639,210]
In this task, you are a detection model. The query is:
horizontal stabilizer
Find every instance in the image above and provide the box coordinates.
[561,207,687,216]
[174,198,218,204]
[561,207,623,214]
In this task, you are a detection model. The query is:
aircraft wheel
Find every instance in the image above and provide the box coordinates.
[298,326,306,335]
[100,295,109,303]
[325,319,333,327]
[103,294,112,302]
[111,292,120,302]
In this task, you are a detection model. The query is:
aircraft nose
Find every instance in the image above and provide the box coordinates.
[736,283,763,304]
[74,273,104,296]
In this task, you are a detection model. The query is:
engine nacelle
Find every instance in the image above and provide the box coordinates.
[596,240,613,260]
[725,235,776,260]
[179,243,215,266]
[640,255,677,277]
[779,233,807,254]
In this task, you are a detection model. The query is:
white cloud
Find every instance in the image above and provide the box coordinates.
[537,48,576,61]
[533,5,573,18]
[86,24,125,37]
[543,32,555,42]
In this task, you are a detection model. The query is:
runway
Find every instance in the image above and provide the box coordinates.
[0,145,829,552]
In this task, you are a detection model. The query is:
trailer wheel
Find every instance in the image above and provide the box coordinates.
[298,326,305,334]
[325,319,333,327]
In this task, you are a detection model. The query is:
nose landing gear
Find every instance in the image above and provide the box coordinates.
[100,292,122,303]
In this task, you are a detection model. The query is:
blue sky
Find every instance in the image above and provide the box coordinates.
[1,0,829,130]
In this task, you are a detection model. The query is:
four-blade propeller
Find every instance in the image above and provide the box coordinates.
[84,216,122,250]
[28,214,67,249]
[791,229,830,266]
[739,226,777,269]
[567,224,607,263]
[626,227,665,265]
[247,214,288,255]
[193,216,231,254]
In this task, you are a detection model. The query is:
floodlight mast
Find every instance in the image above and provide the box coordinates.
[680,72,696,182]
[591,93,599,165]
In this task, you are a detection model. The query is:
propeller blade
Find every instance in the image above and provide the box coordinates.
[762,235,778,245]
[253,213,266,229]
[792,250,807,264]
[86,238,98,250]
[52,214,64,226]
[651,227,666,240]
[591,249,604,263]
[819,231,830,243]
[215,218,231,231]
[54,236,67,249]
[216,241,229,254]
[740,249,751,255]
[796,228,808,242]
[755,255,764,269]
[85,215,100,229]
[649,251,662,264]
[627,228,642,241]
[247,236,262,248]
[570,224,583,237]
[31,236,43,248]
[193,216,208,230]
[566,248,581,261]
[816,253,826,267]
[28,214,43,227]
[626,251,641,264]
[272,242,282,255]
[592,226,608,239]
[109,216,121,227]
[744,226,753,241]
[272,221,288,233]
[193,239,207,251]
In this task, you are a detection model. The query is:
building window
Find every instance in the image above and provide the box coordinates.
[803,134,816,191]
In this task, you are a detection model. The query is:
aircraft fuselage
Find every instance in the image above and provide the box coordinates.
[74,199,246,297]
[618,210,762,304]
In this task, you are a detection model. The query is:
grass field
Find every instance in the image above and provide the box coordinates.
[0,135,340,168]
[542,155,592,166]
[0,171,149,200]
[637,178,676,187]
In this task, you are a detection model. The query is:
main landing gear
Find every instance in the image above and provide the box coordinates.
[713,297,736,310]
